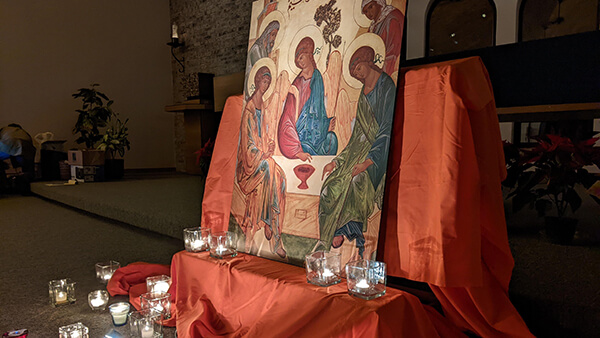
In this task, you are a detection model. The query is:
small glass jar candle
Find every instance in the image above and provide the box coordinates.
[129,309,163,338]
[345,260,387,300]
[208,231,237,259]
[95,261,120,284]
[305,251,342,287]
[183,227,211,252]
[87,290,109,310]
[58,322,89,338]
[140,292,171,320]
[146,275,171,294]
[48,279,76,306]
[108,302,131,326]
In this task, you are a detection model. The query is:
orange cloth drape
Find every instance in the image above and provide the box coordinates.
[201,57,532,337]
[169,251,463,337]
[380,57,532,337]
[201,95,244,232]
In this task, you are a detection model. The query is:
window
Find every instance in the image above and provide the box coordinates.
[520,0,599,42]
[427,0,496,56]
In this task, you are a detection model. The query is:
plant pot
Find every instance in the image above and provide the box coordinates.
[104,159,124,180]
[544,216,578,245]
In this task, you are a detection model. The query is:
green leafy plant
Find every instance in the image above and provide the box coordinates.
[504,135,600,218]
[97,118,131,159]
[72,84,114,148]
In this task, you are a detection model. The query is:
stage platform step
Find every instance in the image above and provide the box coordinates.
[31,173,204,239]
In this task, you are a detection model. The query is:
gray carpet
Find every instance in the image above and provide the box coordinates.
[0,195,182,337]
[31,175,204,239]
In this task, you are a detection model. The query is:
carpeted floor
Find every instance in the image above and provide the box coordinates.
[0,195,182,337]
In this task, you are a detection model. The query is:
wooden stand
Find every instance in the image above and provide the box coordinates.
[165,101,221,175]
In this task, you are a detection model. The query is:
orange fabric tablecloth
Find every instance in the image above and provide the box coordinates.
[169,250,462,337]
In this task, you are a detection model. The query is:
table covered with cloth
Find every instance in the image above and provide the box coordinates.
[201,56,532,337]
[170,251,464,337]
[108,257,462,337]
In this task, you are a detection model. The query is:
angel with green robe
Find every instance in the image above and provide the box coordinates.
[316,46,396,258]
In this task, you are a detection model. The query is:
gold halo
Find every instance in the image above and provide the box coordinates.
[257,11,286,51]
[342,33,386,89]
[247,58,277,101]
[287,25,325,75]
[353,0,394,28]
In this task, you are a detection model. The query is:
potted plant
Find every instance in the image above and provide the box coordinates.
[71,84,114,168]
[505,134,600,244]
[97,118,130,180]
[72,84,114,148]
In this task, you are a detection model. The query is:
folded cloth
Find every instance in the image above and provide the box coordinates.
[106,262,170,296]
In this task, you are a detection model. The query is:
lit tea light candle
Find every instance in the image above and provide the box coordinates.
[355,279,370,290]
[141,324,154,338]
[88,290,109,311]
[90,297,104,307]
[109,302,130,326]
[56,291,68,304]
[95,261,120,284]
[322,268,334,278]
[153,281,170,293]
[209,231,237,259]
[191,239,205,250]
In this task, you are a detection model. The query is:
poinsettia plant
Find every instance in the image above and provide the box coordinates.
[194,139,215,176]
[504,135,600,218]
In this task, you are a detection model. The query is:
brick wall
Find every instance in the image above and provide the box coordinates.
[169,0,253,171]
[169,0,253,103]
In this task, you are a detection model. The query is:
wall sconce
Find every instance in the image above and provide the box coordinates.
[167,23,185,73]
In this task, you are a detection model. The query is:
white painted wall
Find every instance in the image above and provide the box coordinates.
[406,0,522,59]
[0,0,175,169]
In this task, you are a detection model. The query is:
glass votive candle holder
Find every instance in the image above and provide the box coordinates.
[108,302,131,326]
[345,260,387,300]
[305,251,342,287]
[146,275,171,294]
[140,292,171,320]
[95,261,120,284]
[48,279,76,306]
[129,309,164,338]
[58,322,89,338]
[88,290,109,310]
[209,231,237,259]
[183,227,211,252]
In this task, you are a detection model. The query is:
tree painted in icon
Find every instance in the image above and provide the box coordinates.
[314,0,342,66]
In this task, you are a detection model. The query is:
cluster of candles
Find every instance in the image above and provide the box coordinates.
[49,261,168,337]
[305,252,387,300]
[184,227,237,259]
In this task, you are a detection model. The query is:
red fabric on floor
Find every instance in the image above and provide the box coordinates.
[169,251,463,338]
[106,262,170,296]
[107,262,176,326]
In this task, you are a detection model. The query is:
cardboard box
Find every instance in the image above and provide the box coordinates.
[68,149,105,166]
[70,165,104,182]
